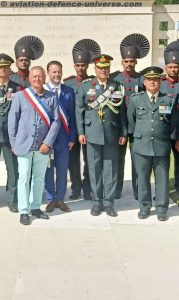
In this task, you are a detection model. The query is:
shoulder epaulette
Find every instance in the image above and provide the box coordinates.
[164,93,173,99]
[63,75,76,81]
[131,91,144,96]
[82,78,93,83]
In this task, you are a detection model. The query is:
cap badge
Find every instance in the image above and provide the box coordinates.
[22,49,25,53]
[172,56,176,60]
[78,55,81,59]
[100,56,106,62]
[127,51,131,55]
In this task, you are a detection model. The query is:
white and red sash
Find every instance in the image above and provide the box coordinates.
[22,87,50,128]
[44,83,69,134]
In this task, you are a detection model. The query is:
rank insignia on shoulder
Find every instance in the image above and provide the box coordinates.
[82,78,93,83]
[131,91,144,96]
[63,75,76,81]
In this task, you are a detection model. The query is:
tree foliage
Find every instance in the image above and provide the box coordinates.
[154,0,179,4]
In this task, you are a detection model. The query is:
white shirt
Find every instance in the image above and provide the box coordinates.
[97,79,107,89]
[48,81,61,97]
[147,91,159,103]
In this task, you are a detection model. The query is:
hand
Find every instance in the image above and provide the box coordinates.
[118,137,127,145]
[78,135,86,144]
[68,142,75,151]
[175,140,179,152]
[12,148,16,155]
[39,143,50,153]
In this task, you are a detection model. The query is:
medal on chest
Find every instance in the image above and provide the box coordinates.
[87,88,96,102]
[159,105,171,114]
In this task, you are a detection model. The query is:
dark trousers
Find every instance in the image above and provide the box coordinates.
[116,140,138,197]
[82,144,91,197]
[171,140,179,192]
[45,146,69,201]
[68,141,91,196]
[69,141,82,195]
[0,142,18,205]
[87,142,118,207]
[135,153,170,214]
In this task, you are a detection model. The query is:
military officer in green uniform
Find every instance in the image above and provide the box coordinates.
[64,39,101,200]
[110,33,150,200]
[10,35,44,90]
[160,40,179,198]
[76,54,127,217]
[128,67,173,221]
[0,54,19,212]
[171,95,179,154]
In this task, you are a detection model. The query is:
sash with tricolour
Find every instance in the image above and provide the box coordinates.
[22,87,50,128]
[44,83,69,134]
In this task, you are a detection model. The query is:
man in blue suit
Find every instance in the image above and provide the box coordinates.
[8,66,60,225]
[44,61,76,213]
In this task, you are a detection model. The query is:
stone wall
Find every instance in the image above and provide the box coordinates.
[0,6,153,76]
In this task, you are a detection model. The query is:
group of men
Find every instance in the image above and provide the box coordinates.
[0,33,179,225]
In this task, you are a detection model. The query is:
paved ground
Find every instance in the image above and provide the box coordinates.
[1,151,179,300]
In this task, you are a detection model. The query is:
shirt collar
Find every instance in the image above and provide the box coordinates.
[31,86,45,97]
[123,70,136,78]
[97,79,107,89]
[0,80,9,87]
[147,91,159,101]
[48,81,61,90]
[166,76,179,84]
[17,70,29,78]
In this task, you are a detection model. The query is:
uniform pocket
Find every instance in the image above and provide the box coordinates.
[133,132,142,138]
[84,119,91,126]
[136,107,147,119]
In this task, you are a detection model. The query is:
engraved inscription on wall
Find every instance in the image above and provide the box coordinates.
[0,14,152,76]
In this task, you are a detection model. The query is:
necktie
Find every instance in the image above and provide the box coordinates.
[100,84,105,92]
[151,95,155,106]
[53,87,58,99]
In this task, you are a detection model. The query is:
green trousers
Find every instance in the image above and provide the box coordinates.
[116,140,138,197]
[135,153,170,214]
[0,143,18,205]
[87,142,118,207]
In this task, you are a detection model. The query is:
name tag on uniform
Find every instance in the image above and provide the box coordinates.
[87,89,96,96]
[159,105,171,114]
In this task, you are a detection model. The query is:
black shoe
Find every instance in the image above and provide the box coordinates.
[9,202,18,213]
[83,193,92,200]
[69,194,81,200]
[104,207,118,217]
[115,193,121,199]
[134,193,138,200]
[90,205,103,216]
[157,213,168,221]
[138,210,150,219]
[31,209,49,219]
[20,214,30,225]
